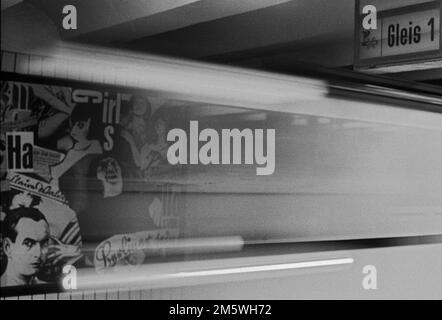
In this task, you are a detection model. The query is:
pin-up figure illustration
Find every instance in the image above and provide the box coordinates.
[50,102,103,212]
[120,95,154,171]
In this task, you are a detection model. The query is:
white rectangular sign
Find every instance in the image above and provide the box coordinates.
[381,8,440,56]
[356,1,442,67]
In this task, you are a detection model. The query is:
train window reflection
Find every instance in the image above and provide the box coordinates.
[1,48,442,295]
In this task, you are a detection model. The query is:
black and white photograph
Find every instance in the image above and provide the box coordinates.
[0,0,441,303]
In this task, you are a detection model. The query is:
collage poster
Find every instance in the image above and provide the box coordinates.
[0,80,182,288]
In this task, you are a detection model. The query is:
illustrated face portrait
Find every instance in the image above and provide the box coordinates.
[70,118,91,141]
[4,218,50,277]
[97,157,123,198]
[129,115,147,136]
[132,97,148,116]
[97,157,122,185]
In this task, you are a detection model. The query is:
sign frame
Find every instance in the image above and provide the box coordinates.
[354,0,442,69]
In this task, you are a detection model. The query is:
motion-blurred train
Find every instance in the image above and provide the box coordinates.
[1,45,441,299]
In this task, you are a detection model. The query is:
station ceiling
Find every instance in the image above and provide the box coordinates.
[2,0,441,81]
[25,0,355,65]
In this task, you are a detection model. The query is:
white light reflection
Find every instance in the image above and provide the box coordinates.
[173,258,354,277]
[76,257,354,291]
